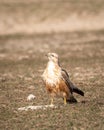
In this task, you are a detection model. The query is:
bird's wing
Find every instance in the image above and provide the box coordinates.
[61,69,73,93]
[61,69,84,96]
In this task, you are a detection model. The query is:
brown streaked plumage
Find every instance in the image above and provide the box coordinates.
[42,53,84,105]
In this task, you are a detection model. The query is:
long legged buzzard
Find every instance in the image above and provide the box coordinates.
[42,53,84,105]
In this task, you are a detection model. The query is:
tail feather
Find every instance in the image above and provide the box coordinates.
[70,81,84,96]
[73,88,84,96]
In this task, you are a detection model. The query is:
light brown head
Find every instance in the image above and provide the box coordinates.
[47,53,59,63]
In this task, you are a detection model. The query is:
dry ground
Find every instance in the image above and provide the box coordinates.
[0,31,104,130]
[0,0,104,130]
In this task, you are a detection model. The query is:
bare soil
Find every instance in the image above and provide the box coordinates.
[0,1,104,130]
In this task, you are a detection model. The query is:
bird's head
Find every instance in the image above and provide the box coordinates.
[46,53,59,63]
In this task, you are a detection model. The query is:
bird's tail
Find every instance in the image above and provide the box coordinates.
[66,96,77,103]
[70,81,84,96]
[73,87,84,96]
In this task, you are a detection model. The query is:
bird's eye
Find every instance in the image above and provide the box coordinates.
[51,54,54,57]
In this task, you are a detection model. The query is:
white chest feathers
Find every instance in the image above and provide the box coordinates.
[47,61,55,76]
[42,61,61,85]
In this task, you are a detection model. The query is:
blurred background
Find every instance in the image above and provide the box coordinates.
[0,0,104,55]
[0,0,104,35]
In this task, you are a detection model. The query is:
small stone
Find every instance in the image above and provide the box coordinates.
[27,94,36,101]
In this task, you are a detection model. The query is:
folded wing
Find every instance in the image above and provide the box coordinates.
[61,69,84,96]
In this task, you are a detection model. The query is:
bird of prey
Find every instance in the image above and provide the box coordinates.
[42,53,84,105]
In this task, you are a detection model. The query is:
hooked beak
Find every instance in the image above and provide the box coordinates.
[45,53,50,57]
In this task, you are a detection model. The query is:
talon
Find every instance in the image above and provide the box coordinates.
[64,97,67,105]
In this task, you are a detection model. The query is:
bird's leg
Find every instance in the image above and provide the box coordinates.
[50,93,55,105]
[64,97,67,105]
[63,92,67,105]
[50,98,54,105]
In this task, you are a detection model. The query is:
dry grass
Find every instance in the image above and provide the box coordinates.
[0,1,104,130]
[0,31,104,130]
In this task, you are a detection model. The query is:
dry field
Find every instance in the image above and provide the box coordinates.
[0,0,104,34]
[0,0,104,130]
